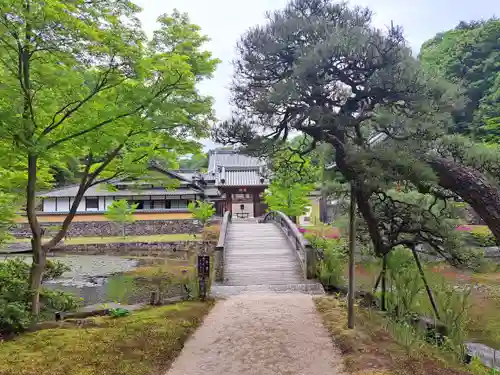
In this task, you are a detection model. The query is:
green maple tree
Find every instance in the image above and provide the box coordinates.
[0,1,219,315]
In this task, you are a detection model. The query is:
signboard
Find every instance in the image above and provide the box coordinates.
[197,255,210,277]
[197,255,210,301]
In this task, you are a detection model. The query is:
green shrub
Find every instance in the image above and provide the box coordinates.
[307,234,347,287]
[469,227,497,247]
[43,260,71,280]
[0,300,30,334]
[40,288,80,313]
[383,319,424,356]
[469,249,499,273]
[432,276,471,362]
[0,258,79,335]
[188,200,215,227]
[386,248,423,319]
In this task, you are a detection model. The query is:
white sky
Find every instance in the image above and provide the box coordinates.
[134,0,499,149]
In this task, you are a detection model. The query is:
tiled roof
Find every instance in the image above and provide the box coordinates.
[208,150,264,171]
[41,152,268,199]
[221,168,268,186]
[40,185,203,198]
[208,150,268,187]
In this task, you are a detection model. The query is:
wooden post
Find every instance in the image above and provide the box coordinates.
[381,255,387,311]
[373,268,382,292]
[305,243,317,279]
[347,182,356,329]
[410,245,440,320]
[213,248,223,282]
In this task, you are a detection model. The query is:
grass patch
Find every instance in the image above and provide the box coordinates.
[106,256,202,304]
[126,258,195,278]
[314,296,472,375]
[11,233,200,245]
[350,261,500,350]
[0,301,214,375]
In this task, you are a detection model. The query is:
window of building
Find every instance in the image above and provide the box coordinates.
[127,200,144,209]
[85,197,99,210]
[170,200,188,209]
[153,200,166,209]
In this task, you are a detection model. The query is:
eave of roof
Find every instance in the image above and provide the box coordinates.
[40,184,203,198]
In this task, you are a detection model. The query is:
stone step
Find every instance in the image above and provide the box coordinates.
[224,269,302,276]
[224,261,300,268]
[211,283,325,297]
[225,252,296,257]
[225,259,300,266]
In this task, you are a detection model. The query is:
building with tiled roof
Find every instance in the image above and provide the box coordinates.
[203,150,269,218]
[37,149,270,220]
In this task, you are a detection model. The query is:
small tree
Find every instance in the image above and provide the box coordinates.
[188,200,215,229]
[264,182,312,222]
[105,200,138,238]
[262,146,318,222]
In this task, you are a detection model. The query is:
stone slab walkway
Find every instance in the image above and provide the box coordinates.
[165,293,345,375]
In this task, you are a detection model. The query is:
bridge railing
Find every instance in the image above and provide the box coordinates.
[262,211,317,280]
[214,211,232,282]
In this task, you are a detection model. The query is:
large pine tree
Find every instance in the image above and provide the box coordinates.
[214,0,500,253]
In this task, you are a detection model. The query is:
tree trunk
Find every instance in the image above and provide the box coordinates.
[42,180,88,250]
[333,143,387,256]
[26,154,44,316]
[428,157,500,245]
[29,238,45,317]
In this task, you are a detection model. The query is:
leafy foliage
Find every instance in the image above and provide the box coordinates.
[188,200,215,227]
[367,189,474,264]
[0,1,219,313]
[177,153,208,170]
[264,147,318,219]
[104,199,138,238]
[430,275,471,361]
[385,248,423,319]
[420,19,500,138]
[214,0,474,261]
[265,183,313,219]
[0,258,79,335]
[307,235,347,287]
[43,259,71,280]
[468,226,497,248]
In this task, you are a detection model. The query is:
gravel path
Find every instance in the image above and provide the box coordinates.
[165,293,345,375]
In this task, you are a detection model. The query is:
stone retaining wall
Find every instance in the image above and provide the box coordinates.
[51,240,214,258]
[12,219,203,238]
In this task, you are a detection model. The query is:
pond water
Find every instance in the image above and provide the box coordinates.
[0,254,139,306]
